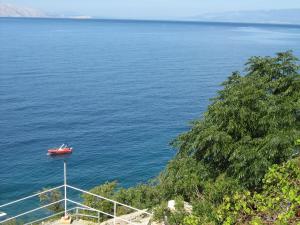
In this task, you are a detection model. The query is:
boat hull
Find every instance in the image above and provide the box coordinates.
[47,148,72,155]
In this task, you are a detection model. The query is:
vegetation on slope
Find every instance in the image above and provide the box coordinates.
[217,157,300,224]
[172,51,300,190]
[81,51,299,224]
[152,51,300,224]
[41,51,300,224]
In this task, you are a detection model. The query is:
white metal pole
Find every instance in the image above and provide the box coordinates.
[113,202,116,225]
[64,160,67,218]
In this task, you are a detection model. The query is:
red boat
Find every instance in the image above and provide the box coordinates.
[48,144,73,155]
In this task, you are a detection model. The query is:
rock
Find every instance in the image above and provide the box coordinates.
[167,200,176,211]
[99,210,151,225]
[167,200,192,213]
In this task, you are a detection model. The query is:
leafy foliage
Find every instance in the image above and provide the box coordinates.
[115,183,162,210]
[39,188,63,213]
[2,219,17,225]
[153,197,189,225]
[217,158,300,224]
[174,51,300,188]
[82,181,117,217]
[158,157,209,201]
[82,181,158,218]
[183,215,201,225]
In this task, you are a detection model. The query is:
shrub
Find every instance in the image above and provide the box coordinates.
[217,158,300,224]
[39,188,63,213]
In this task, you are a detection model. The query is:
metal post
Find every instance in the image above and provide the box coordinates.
[64,160,67,218]
[113,202,116,225]
[97,211,100,224]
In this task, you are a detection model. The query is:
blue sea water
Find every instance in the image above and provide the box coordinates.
[1,18,300,209]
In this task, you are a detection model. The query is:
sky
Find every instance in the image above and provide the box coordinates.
[3,0,300,19]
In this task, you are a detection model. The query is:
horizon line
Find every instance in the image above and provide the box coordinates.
[1,16,300,28]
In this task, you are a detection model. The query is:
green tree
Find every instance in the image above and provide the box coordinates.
[174,51,300,188]
[82,181,117,216]
[115,183,161,210]
[158,157,209,201]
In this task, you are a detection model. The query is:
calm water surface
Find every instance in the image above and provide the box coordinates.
[1,18,300,207]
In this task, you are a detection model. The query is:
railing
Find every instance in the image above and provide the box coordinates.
[24,207,77,225]
[0,185,65,224]
[0,184,152,225]
[23,207,103,225]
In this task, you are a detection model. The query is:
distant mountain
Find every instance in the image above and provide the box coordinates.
[189,9,300,25]
[0,2,46,17]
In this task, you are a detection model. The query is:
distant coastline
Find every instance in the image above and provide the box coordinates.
[1,2,300,26]
[1,16,300,28]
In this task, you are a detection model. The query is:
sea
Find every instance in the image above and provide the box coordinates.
[0,18,300,218]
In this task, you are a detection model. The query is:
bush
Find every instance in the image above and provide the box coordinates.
[158,157,210,201]
[39,188,63,213]
[183,215,201,225]
[115,183,162,210]
[153,197,188,225]
[82,181,117,217]
[217,158,300,224]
